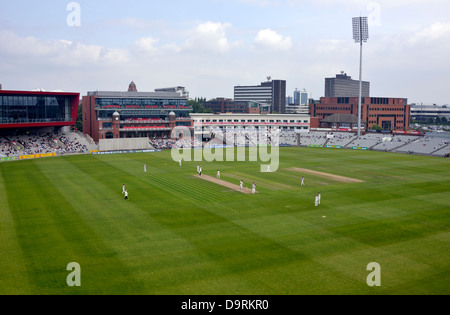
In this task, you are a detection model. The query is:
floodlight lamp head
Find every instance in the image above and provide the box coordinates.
[352,17,369,43]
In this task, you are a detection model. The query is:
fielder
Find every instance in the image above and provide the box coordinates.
[124,190,129,200]
[144,164,147,172]
[122,184,126,194]
[318,192,321,205]
[252,182,256,195]
[217,170,221,179]
[240,180,243,191]
[301,177,305,186]
[315,194,319,207]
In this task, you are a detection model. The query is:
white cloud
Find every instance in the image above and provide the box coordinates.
[134,37,160,54]
[0,30,129,66]
[254,29,292,51]
[184,21,239,53]
[409,21,450,45]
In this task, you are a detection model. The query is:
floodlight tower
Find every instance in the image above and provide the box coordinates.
[352,16,369,138]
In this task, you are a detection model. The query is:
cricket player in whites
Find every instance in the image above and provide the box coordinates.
[217,170,221,179]
[252,182,256,195]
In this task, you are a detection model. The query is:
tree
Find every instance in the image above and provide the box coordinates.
[75,103,83,132]
[371,124,383,131]
[189,98,213,113]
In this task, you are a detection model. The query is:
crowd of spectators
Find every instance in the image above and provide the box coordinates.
[0,133,90,157]
[58,135,89,154]
[0,138,18,157]
[279,131,298,146]
[149,138,177,149]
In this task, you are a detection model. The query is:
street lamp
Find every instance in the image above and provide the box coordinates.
[352,16,369,138]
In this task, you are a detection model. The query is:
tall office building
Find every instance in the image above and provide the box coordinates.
[234,79,286,114]
[325,72,370,98]
[294,89,309,105]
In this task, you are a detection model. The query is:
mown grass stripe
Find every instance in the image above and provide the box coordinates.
[0,167,33,294]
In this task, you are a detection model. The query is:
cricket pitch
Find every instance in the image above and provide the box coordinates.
[193,174,258,194]
[288,167,365,183]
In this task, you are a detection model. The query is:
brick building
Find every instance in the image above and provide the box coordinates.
[310,97,411,132]
[82,82,192,142]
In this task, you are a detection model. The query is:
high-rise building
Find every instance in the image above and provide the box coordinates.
[293,89,309,105]
[325,72,370,98]
[234,78,286,114]
[286,96,293,105]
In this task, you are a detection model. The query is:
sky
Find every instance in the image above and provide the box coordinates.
[0,0,449,105]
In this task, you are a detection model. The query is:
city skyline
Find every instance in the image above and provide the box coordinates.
[1,0,449,105]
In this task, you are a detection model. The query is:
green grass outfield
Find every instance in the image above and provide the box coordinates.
[0,147,449,295]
